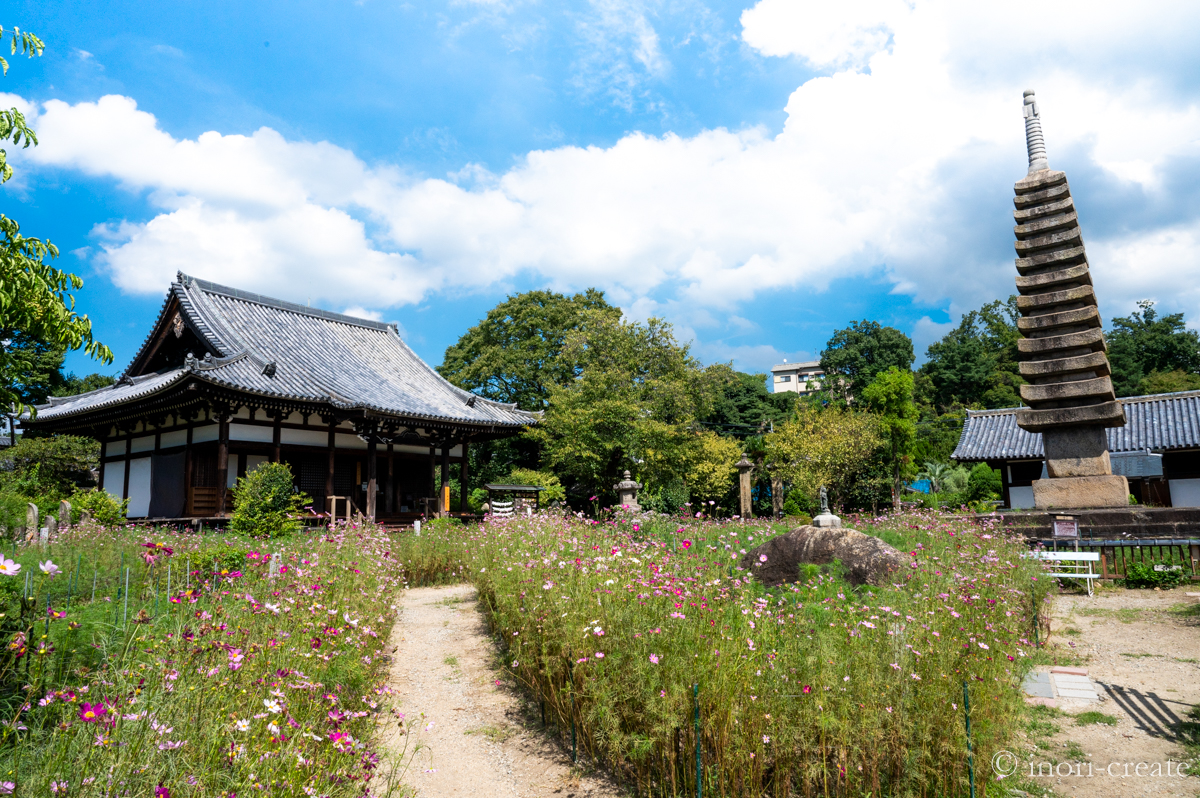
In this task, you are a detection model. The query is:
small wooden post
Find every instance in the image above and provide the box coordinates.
[366,424,378,521]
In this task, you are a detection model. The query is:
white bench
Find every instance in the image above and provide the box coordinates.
[1026,551,1101,596]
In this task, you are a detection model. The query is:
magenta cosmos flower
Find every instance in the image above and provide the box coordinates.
[79,702,109,723]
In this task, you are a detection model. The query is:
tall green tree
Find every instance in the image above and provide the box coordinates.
[701,366,794,437]
[528,311,720,503]
[1,26,112,417]
[1106,300,1200,396]
[919,297,1022,413]
[819,320,914,399]
[438,288,618,410]
[860,366,918,508]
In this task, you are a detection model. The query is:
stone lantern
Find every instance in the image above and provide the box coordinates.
[613,470,642,511]
[736,454,754,518]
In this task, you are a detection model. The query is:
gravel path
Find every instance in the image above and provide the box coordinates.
[382,584,627,798]
[1031,587,1200,797]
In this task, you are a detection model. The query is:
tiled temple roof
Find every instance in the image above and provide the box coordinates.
[32,273,538,429]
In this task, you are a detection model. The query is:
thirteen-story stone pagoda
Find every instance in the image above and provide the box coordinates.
[1012,90,1128,508]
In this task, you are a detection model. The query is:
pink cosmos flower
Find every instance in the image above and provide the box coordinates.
[79,702,108,723]
[649,654,659,665]
[39,561,61,577]
[681,540,692,549]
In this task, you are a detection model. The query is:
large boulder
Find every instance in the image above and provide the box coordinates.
[739,526,909,587]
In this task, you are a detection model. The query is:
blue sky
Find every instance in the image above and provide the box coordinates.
[5,1,1200,387]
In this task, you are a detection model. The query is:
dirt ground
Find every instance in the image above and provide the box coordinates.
[380,584,628,798]
[1019,586,1200,798]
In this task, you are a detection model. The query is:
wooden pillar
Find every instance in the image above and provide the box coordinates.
[459,441,470,513]
[386,443,395,514]
[366,425,378,521]
[97,447,106,494]
[272,412,282,463]
[440,442,450,514]
[122,431,132,500]
[428,444,436,499]
[183,421,194,515]
[215,415,230,516]
[325,420,336,507]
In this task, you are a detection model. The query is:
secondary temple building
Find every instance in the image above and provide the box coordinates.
[953,390,1200,509]
[24,274,537,521]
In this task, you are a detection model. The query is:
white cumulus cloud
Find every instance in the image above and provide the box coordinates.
[7,0,1200,338]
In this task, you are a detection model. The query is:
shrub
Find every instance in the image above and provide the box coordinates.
[468,487,489,513]
[230,462,309,538]
[506,467,566,505]
[1123,560,1188,589]
[782,488,816,518]
[69,486,128,525]
[966,462,1002,503]
[0,434,99,498]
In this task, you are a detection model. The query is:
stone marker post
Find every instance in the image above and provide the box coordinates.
[25,504,38,542]
[1011,91,1127,509]
[43,516,56,548]
[59,500,71,528]
[736,454,753,518]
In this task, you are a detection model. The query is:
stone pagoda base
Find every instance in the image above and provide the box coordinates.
[1032,474,1129,509]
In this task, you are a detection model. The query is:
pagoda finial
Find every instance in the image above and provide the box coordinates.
[1022,90,1049,174]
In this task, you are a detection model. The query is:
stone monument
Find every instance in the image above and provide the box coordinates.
[812,485,842,528]
[1011,90,1127,509]
[736,454,754,518]
[613,470,642,512]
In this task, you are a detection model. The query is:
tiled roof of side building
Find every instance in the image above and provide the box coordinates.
[952,390,1200,461]
[30,273,539,428]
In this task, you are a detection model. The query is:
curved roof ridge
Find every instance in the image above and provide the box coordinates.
[180,272,394,332]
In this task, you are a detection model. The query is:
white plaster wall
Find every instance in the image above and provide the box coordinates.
[100,459,121,499]
[281,428,327,447]
[105,440,125,458]
[230,423,273,443]
[192,424,219,443]
[127,457,152,518]
[160,429,188,449]
[335,432,368,450]
[130,435,156,453]
[1009,486,1035,510]
[1168,478,1200,508]
[245,454,269,474]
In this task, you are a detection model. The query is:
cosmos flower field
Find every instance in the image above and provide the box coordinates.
[0,522,409,797]
[395,510,1049,797]
[0,509,1048,797]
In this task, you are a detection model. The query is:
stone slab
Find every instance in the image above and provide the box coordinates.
[1017,401,1126,431]
[1056,688,1099,701]
[1050,666,1089,676]
[1022,671,1054,698]
[811,513,842,529]
[1033,474,1129,509]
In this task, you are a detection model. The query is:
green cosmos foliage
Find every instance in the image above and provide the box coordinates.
[0,519,416,797]
[391,510,1047,797]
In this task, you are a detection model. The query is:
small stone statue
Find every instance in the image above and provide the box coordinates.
[813,485,840,529]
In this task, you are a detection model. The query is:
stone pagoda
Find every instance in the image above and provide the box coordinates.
[1011,90,1128,508]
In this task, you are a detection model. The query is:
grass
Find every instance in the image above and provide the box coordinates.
[0,519,415,797]
[1061,626,1081,636]
[443,655,459,667]
[1174,657,1198,664]
[1120,652,1156,658]
[1074,711,1119,726]
[463,724,513,743]
[391,509,1049,797]
[1115,607,1144,623]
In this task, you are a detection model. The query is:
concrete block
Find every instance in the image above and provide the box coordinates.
[1033,475,1129,509]
[1050,666,1089,676]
